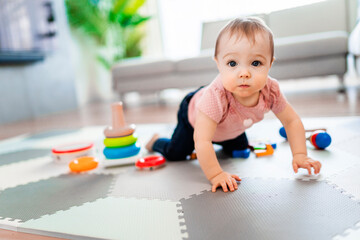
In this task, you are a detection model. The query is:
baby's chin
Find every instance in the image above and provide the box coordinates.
[232,87,256,95]
[232,90,260,102]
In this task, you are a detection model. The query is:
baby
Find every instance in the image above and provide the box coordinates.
[146,17,321,193]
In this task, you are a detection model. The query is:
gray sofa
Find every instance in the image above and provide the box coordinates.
[112,0,358,98]
[349,20,360,75]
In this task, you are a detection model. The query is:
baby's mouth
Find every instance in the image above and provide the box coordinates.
[239,84,250,88]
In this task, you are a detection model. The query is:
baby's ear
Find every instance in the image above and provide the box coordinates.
[270,57,275,67]
[213,56,220,66]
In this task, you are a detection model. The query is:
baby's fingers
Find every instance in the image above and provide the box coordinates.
[292,162,299,173]
[231,178,238,190]
[311,161,322,174]
[226,179,235,192]
[231,174,241,181]
[211,183,219,192]
[297,161,312,175]
[211,181,229,192]
[221,181,229,192]
[305,163,312,175]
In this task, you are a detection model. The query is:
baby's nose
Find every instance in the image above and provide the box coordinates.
[238,68,250,78]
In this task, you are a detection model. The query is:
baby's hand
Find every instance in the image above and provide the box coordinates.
[292,154,321,175]
[210,171,241,192]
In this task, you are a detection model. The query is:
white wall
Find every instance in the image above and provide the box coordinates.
[157,0,325,59]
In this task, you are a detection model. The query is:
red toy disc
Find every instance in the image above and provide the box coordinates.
[135,156,166,169]
[52,142,94,154]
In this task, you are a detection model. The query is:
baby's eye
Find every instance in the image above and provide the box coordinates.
[252,60,261,67]
[228,61,237,67]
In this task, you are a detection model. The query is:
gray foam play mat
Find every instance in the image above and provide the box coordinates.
[0,118,359,240]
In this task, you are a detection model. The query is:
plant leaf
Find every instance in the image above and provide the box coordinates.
[66,0,108,44]
[119,14,150,27]
[109,0,128,22]
[97,54,112,69]
[124,27,144,58]
[123,0,146,15]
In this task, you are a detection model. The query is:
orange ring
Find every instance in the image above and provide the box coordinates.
[69,156,98,173]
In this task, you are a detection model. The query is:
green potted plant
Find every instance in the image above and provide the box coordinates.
[65,0,150,69]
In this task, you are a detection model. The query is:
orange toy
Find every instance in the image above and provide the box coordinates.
[254,144,274,157]
[69,156,98,173]
[104,102,136,138]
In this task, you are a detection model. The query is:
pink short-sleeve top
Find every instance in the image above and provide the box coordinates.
[187,75,288,142]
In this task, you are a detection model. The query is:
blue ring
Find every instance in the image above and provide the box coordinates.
[103,144,140,159]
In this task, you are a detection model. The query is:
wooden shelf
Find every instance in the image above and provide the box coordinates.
[0,51,44,64]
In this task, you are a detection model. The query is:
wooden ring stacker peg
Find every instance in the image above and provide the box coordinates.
[104,102,135,138]
[305,128,327,133]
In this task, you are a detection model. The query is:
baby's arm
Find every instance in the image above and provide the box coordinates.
[194,110,241,192]
[275,104,321,175]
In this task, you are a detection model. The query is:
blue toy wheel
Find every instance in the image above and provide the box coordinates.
[314,132,332,149]
[232,148,251,158]
[279,127,287,139]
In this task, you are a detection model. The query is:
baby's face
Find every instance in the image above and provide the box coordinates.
[215,31,273,106]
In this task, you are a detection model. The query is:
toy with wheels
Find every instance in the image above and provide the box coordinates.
[231,141,277,159]
[308,130,332,149]
[103,102,141,167]
[136,155,166,170]
[279,126,331,149]
[232,149,251,158]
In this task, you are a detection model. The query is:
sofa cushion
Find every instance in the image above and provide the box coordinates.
[176,51,217,72]
[274,31,348,62]
[349,21,360,56]
[268,0,351,38]
[112,58,174,78]
[270,55,346,80]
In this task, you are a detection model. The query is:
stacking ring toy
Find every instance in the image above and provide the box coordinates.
[69,156,98,173]
[104,125,135,138]
[103,144,141,159]
[104,102,136,138]
[104,155,139,167]
[104,135,138,148]
[136,156,166,170]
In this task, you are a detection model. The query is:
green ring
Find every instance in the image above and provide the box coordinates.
[104,135,138,147]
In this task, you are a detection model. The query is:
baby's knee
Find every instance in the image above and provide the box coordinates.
[165,150,189,161]
[165,153,187,161]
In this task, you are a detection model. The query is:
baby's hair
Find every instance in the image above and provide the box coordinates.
[214,17,274,62]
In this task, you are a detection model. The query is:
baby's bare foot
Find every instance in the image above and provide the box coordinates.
[145,134,159,152]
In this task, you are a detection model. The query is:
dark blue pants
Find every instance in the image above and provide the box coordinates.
[152,88,248,161]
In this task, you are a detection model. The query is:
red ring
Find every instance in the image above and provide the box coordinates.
[310,133,320,149]
[135,156,166,168]
[52,142,94,154]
